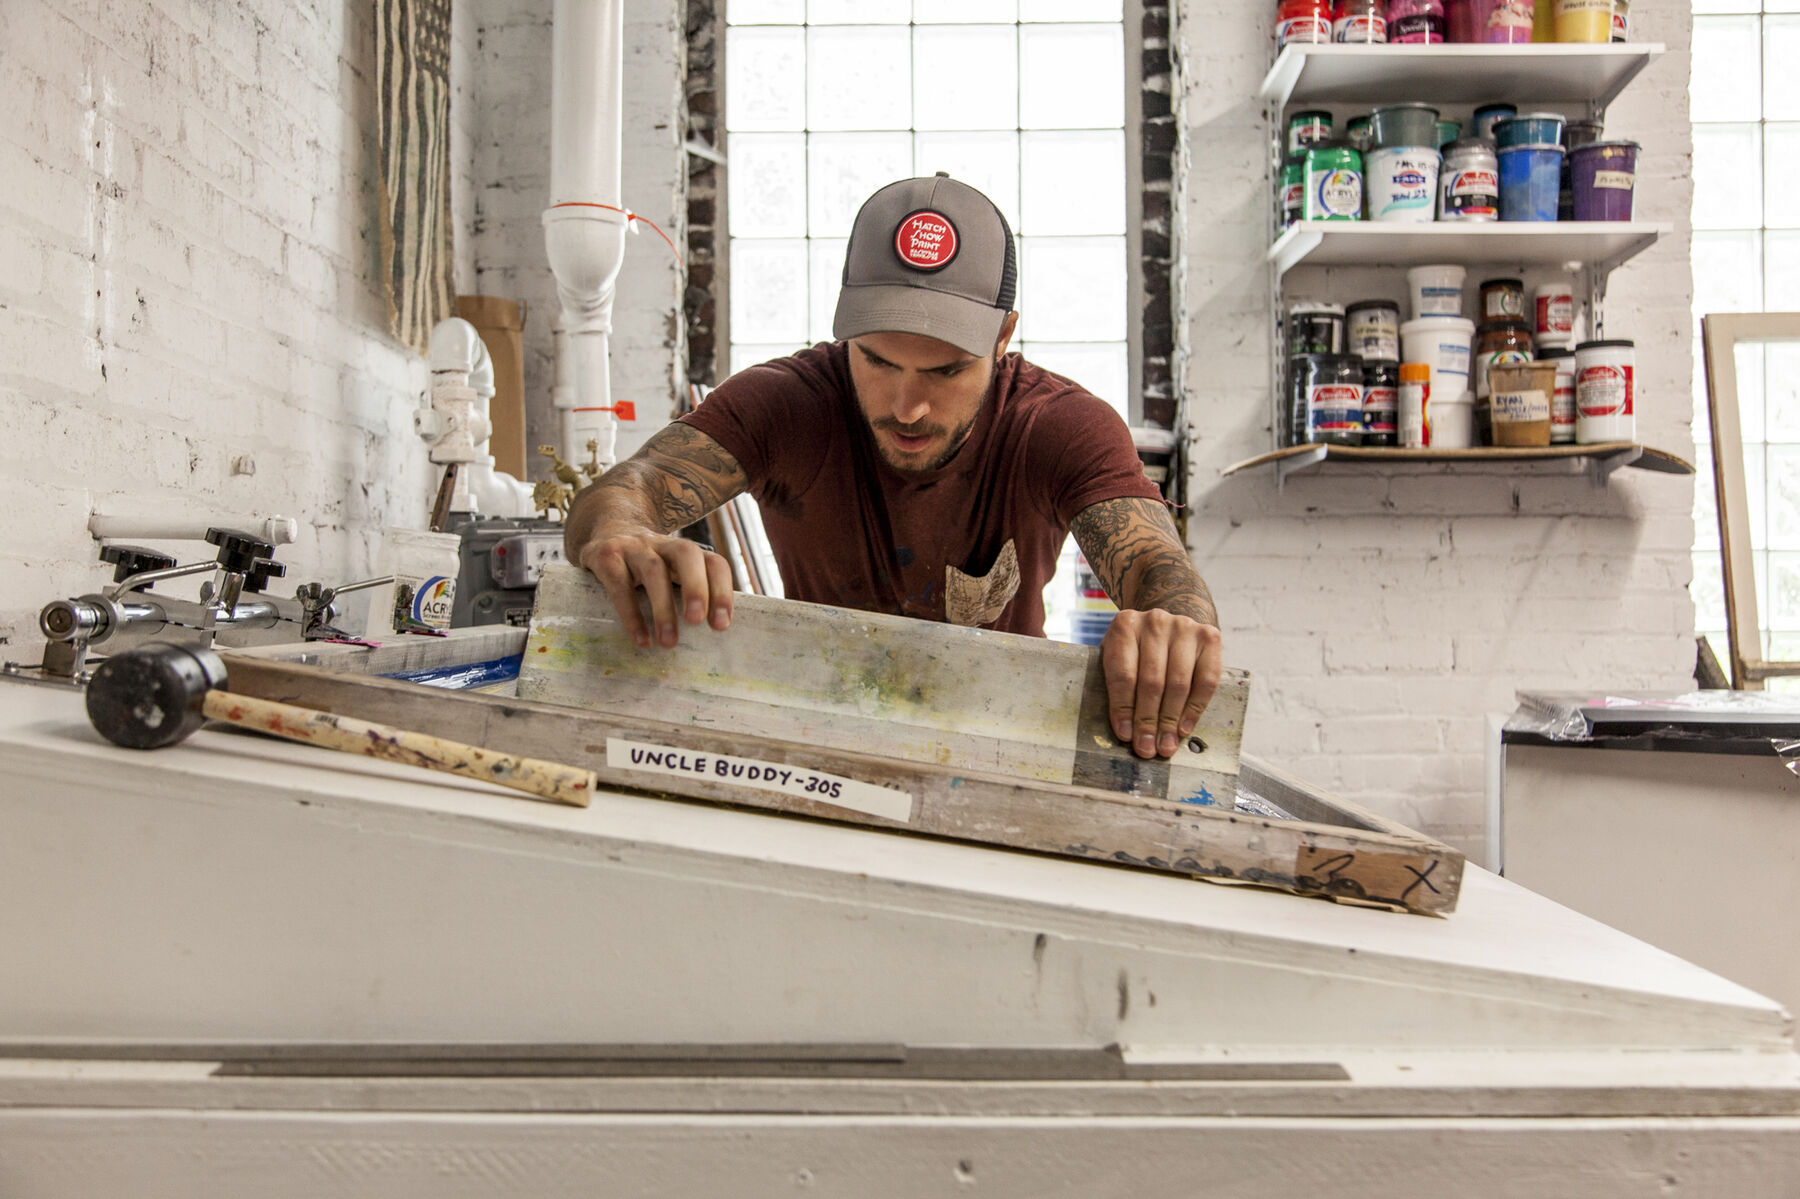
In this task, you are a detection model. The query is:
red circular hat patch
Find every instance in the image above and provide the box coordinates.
[894,210,958,270]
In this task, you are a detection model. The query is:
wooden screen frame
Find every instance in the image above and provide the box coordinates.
[1699,313,1800,689]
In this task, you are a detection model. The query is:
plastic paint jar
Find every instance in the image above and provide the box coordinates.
[1398,362,1431,447]
[1478,277,1526,322]
[1488,360,1558,446]
[1288,110,1334,155]
[1388,0,1446,42]
[1406,263,1466,319]
[1295,353,1366,445]
[1302,141,1363,221]
[1471,103,1517,142]
[1438,139,1500,221]
[1553,0,1611,41]
[1361,360,1400,446]
[368,526,462,635]
[1346,299,1402,361]
[1575,339,1636,442]
[1473,0,1535,41]
[1532,280,1575,348]
[1334,0,1389,41]
[1498,143,1563,221]
[1366,145,1442,222]
[1428,394,1475,447]
[1279,153,1306,230]
[1537,346,1578,442]
[1277,0,1334,45]
[1399,315,1476,414]
[1287,301,1346,355]
[1493,112,1565,150]
[1370,103,1441,149]
[1570,140,1639,220]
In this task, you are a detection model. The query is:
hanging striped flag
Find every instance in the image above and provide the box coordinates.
[375,0,454,353]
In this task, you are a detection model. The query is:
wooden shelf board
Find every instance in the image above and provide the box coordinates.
[1222,442,1695,480]
[1259,43,1665,109]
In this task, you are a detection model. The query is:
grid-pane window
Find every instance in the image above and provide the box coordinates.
[1691,1,1800,681]
[724,1,1131,639]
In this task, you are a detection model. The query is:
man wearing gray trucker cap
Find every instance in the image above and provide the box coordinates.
[566,174,1221,760]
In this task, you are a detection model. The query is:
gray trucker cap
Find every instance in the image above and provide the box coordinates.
[832,173,1018,358]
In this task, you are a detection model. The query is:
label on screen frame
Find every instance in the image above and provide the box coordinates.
[606,738,914,823]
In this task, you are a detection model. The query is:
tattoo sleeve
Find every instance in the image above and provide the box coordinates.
[1070,497,1218,627]
[563,422,750,555]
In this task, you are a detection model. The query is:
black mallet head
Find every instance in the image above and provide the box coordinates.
[86,642,230,750]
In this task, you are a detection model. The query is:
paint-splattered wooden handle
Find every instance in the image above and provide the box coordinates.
[200,689,596,808]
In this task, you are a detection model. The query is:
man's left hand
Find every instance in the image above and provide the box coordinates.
[1100,608,1224,760]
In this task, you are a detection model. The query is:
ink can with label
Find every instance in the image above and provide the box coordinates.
[1287,110,1334,155]
[1361,360,1399,446]
[1478,277,1526,321]
[1574,339,1635,442]
[1438,139,1499,221]
[1279,153,1305,230]
[1532,280,1575,347]
[1297,353,1365,445]
[1302,141,1363,221]
[1537,346,1577,442]
[1346,299,1402,361]
[1388,0,1446,41]
[1287,301,1346,356]
[1334,0,1389,40]
[1277,0,1334,44]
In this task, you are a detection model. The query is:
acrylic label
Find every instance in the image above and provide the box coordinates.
[606,737,914,823]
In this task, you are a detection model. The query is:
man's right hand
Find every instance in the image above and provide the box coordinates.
[579,531,735,649]
[561,422,752,649]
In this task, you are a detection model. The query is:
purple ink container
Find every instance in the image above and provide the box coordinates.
[1570,140,1639,221]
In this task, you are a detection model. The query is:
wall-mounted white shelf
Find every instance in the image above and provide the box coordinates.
[1222,441,1694,490]
[1269,220,1668,280]
[1259,43,1665,110]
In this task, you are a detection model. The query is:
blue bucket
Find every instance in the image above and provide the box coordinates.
[1498,144,1563,222]
[1493,112,1565,150]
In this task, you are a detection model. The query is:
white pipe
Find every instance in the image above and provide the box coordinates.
[421,316,533,519]
[543,0,628,473]
[88,513,300,546]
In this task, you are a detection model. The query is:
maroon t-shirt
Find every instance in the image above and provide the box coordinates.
[680,342,1161,636]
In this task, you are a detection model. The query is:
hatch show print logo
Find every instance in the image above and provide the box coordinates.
[894,211,958,270]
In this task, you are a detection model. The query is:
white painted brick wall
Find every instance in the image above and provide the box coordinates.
[1177,3,1696,858]
[0,0,685,660]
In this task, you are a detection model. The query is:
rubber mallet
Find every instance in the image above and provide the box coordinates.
[85,642,598,808]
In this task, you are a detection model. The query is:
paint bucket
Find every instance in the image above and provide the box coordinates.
[1537,346,1578,442]
[1370,103,1441,150]
[367,526,462,635]
[1346,299,1402,361]
[1302,141,1363,222]
[1398,362,1431,447]
[1553,0,1611,41]
[1570,140,1639,221]
[1471,103,1517,141]
[1406,263,1466,319]
[1533,280,1576,348]
[1575,339,1636,442]
[1498,144,1563,221]
[1428,395,1475,447]
[1493,112,1565,149]
[1488,360,1557,446]
[1366,145,1442,222]
[1400,315,1476,418]
[1473,0,1535,41]
[1439,139,1500,221]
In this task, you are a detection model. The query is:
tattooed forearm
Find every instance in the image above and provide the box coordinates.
[1071,497,1218,626]
[565,423,749,557]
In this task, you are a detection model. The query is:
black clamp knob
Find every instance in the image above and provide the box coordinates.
[243,558,288,594]
[205,527,275,574]
[99,544,178,587]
